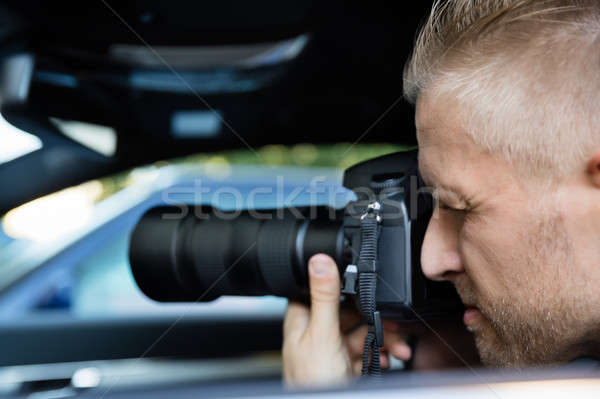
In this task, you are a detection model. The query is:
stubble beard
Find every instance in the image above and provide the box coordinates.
[453,212,583,368]
[454,277,574,368]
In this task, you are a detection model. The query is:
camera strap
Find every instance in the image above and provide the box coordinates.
[349,201,384,378]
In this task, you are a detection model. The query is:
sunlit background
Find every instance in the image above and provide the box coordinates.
[0,124,405,245]
[0,114,41,164]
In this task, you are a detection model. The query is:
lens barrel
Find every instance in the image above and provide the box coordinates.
[129,206,344,302]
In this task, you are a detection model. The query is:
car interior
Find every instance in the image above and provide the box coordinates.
[0,1,598,398]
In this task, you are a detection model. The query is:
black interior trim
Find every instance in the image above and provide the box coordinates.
[0,313,283,366]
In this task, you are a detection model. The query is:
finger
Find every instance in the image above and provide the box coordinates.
[307,254,341,334]
[384,331,412,361]
[380,352,390,368]
[383,320,427,334]
[283,302,310,342]
[383,320,401,332]
[350,352,390,375]
[345,325,412,360]
[352,360,362,375]
[345,325,368,356]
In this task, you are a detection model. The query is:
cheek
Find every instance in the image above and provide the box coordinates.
[458,212,529,297]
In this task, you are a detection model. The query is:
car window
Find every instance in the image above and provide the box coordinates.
[0,144,406,319]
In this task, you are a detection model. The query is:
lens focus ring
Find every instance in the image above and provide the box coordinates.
[257,216,300,298]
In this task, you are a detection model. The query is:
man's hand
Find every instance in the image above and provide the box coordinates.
[282,254,413,387]
[282,254,351,387]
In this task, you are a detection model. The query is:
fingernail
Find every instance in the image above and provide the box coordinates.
[394,344,412,360]
[309,255,332,277]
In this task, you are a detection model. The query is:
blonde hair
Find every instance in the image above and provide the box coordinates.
[404,0,600,180]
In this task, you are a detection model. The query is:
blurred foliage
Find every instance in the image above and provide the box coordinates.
[96,143,411,202]
[176,143,410,169]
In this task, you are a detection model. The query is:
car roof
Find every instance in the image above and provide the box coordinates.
[0,1,431,212]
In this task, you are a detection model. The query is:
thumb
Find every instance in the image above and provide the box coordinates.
[307,254,341,332]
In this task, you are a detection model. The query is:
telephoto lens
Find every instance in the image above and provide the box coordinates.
[129,206,345,302]
[129,151,464,322]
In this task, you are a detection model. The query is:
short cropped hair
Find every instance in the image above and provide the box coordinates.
[404,0,600,180]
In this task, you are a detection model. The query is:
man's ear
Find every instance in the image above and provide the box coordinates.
[586,149,600,187]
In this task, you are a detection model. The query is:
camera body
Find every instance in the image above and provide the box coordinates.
[129,150,463,322]
[340,151,463,321]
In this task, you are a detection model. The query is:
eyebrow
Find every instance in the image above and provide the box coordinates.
[419,152,469,196]
[421,172,471,206]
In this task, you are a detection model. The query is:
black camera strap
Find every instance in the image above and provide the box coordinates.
[344,201,384,378]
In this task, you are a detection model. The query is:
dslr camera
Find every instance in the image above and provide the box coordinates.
[129,150,462,374]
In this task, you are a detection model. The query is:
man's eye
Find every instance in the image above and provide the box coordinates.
[439,202,466,213]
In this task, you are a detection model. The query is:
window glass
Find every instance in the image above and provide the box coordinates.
[0,144,407,317]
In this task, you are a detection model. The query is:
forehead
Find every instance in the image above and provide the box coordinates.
[415,93,516,196]
[415,91,465,146]
[416,94,472,179]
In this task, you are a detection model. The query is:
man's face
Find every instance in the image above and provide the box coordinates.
[416,92,600,367]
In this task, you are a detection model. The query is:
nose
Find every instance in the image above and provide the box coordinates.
[420,214,465,281]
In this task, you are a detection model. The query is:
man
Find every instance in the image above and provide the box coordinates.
[283,0,600,386]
